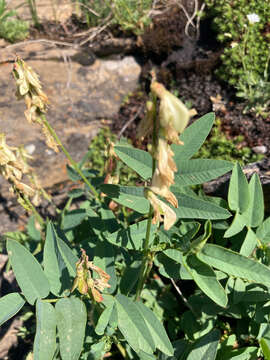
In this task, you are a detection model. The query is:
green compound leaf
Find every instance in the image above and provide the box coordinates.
[184,254,228,308]
[228,162,249,213]
[0,293,25,326]
[198,244,270,286]
[114,145,152,180]
[241,173,264,228]
[240,228,257,257]
[107,220,157,251]
[260,338,270,360]
[100,184,149,214]
[187,329,220,360]
[115,294,155,355]
[44,223,73,296]
[224,212,245,238]
[95,304,114,336]
[56,232,78,277]
[33,300,56,360]
[135,302,174,356]
[257,217,270,244]
[62,209,87,231]
[56,297,87,360]
[172,112,215,163]
[7,239,50,305]
[175,159,233,186]
[174,192,231,220]
[93,240,117,294]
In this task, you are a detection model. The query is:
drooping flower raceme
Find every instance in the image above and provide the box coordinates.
[0,134,44,208]
[72,249,110,303]
[13,57,58,152]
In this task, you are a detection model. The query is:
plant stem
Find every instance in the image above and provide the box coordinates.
[171,278,197,317]
[135,207,153,301]
[23,195,45,227]
[27,0,40,28]
[41,115,100,200]
[113,337,129,359]
[135,92,158,301]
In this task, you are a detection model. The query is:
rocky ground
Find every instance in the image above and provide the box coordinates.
[1,1,270,357]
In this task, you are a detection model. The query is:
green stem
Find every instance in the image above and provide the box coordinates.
[135,207,153,301]
[41,115,100,200]
[113,337,129,359]
[135,92,158,301]
[24,195,45,227]
[27,0,40,28]
[43,298,58,303]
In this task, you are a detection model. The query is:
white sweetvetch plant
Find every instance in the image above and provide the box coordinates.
[1,59,270,359]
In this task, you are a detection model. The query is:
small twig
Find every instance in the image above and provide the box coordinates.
[117,105,144,139]
[61,49,72,89]
[171,278,196,316]
[175,0,205,40]
[79,19,113,46]
[6,39,75,50]
[195,2,205,40]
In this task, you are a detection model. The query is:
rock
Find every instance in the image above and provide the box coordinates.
[0,44,141,234]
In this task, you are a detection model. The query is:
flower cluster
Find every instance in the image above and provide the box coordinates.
[13,57,58,152]
[144,81,195,230]
[0,134,44,208]
[72,249,110,303]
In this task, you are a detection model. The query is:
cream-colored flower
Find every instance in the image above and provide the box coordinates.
[0,134,46,208]
[151,81,191,144]
[155,138,177,188]
[13,58,59,153]
[150,168,178,208]
[147,190,177,230]
[41,124,59,153]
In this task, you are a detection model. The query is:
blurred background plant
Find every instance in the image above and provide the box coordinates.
[110,0,153,35]
[0,0,29,42]
[26,0,40,28]
[72,0,111,27]
[195,119,264,164]
[72,0,153,35]
[204,0,270,116]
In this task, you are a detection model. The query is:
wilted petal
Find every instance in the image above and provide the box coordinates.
[42,125,59,152]
[15,181,35,197]
[155,138,177,187]
[150,169,178,208]
[91,287,104,303]
[147,190,177,230]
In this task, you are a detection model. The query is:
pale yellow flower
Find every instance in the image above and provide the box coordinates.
[151,81,193,144]
[147,190,177,230]
[150,168,178,208]
[155,138,177,188]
